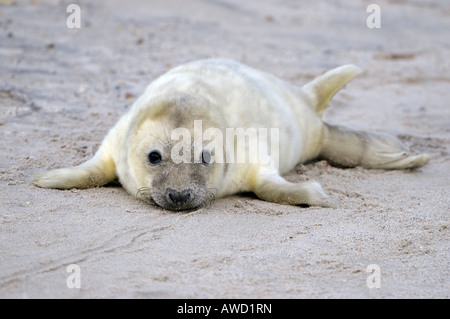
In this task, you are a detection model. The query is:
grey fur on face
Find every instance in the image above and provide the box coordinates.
[149,149,209,211]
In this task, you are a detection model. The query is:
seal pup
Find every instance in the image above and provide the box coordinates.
[33,59,429,210]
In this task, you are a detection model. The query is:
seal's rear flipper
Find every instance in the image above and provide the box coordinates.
[302,64,362,117]
[303,65,430,170]
[319,123,430,169]
[33,148,116,189]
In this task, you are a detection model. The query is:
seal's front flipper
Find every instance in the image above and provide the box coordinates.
[319,123,430,169]
[251,169,335,208]
[33,147,116,190]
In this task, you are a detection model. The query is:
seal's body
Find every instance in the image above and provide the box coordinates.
[33,59,429,210]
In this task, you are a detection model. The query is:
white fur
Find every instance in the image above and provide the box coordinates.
[33,59,429,209]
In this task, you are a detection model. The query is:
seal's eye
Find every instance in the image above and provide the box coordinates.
[202,149,212,165]
[148,151,162,165]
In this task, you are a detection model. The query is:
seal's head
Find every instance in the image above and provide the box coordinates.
[143,147,212,211]
[118,92,225,211]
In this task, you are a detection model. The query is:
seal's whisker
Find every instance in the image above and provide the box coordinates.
[136,187,152,199]
[186,193,196,206]
[202,189,216,208]
[160,123,170,145]
[207,188,217,198]
[148,133,169,146]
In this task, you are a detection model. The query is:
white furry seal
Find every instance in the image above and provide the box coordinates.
[33,59,429,210]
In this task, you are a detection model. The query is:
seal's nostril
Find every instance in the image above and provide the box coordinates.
[168,192,176,203]
[167,189,193,205]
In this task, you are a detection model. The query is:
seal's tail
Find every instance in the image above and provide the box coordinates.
[302,64,430,170]
[302,64,361,117]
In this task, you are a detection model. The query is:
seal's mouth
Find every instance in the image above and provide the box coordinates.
[153,198,203,212]
[162,203,202,212]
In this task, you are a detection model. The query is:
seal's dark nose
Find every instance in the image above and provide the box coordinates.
[166,188,193,206]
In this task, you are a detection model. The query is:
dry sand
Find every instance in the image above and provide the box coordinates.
[0,0,449,298]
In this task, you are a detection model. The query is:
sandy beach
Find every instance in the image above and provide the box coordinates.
[0,0,448,298]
